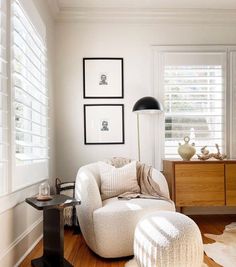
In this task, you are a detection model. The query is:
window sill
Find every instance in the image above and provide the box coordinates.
[0,181,46,215]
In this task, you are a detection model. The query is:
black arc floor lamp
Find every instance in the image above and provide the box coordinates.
[132,96,163,161]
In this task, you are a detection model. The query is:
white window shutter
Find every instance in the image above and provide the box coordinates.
[162,52,226,158]
[12,0,48,190]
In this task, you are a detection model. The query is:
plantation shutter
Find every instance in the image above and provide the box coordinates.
[163,52,226,158]
[0,0,7,196]
[12,0,48,190]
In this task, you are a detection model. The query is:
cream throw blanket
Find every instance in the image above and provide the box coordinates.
[106,157,171,202]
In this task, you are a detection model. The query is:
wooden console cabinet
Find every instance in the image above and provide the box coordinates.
[163,159,236,208]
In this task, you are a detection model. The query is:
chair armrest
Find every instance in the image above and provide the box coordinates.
[75,166,102,251]
[151,168,170,199]
[75,167,102,211]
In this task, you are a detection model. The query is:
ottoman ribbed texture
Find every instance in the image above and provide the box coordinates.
[134,211,203,267]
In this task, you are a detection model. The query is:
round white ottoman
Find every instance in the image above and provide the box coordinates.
[134,211,203,267]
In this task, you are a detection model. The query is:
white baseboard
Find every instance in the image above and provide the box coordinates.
[0,216,43,267]
[14,233,43,267]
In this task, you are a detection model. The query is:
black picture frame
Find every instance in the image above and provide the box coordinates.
[83,58,124,99]
[84,104,125,145]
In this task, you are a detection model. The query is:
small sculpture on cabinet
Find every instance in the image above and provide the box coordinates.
[178,136,196,161]
[197,144,227,160]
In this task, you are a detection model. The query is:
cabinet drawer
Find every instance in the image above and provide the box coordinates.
[226,164,236,206]
[175,164,225,206]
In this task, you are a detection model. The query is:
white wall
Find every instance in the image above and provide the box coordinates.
[1,9,234,265]
[0,1,55,266]
[55,21,236,181]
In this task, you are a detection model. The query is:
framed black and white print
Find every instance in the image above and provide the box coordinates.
[83,58,124,98]
[84,104,125,144]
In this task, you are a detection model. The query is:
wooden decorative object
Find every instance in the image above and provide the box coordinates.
[197,143,227,160]
[36,195,52,201]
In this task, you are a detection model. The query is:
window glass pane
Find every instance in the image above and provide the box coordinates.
[13,0,48,165]
[164,64,225,158]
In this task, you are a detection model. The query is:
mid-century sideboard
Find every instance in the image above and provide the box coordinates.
[163,159,236,209]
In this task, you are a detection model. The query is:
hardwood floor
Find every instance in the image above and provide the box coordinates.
[20,215,236,267]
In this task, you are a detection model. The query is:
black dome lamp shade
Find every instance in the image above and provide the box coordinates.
[132,96,163,161]
[132,96,163,114]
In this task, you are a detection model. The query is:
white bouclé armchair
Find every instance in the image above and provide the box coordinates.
[75,162,175,258]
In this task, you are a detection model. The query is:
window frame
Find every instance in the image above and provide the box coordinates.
[0,0,48,212]
[153,45,236,169]
[164,52,226,158]
[11,0,49,192]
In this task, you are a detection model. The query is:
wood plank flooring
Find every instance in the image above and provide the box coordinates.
[20,215,236,267]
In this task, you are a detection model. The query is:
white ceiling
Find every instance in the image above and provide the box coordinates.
[57,0,236,9]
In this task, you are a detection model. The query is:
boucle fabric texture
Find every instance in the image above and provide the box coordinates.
[94,197,175,258]
[134,211,204,267]
[75,161,175,258]
[125,258,208,267]
[99,160,140,200]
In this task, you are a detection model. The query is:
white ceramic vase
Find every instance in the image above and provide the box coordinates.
[178,136,196,161]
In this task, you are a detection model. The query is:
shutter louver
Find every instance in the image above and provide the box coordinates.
[12,0,48,189]
[164,64,225,158]
[13,0,48,165]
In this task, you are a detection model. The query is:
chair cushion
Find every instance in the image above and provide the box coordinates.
[92,197,175,258]
[97,197,175,215]
[99,161,140,200]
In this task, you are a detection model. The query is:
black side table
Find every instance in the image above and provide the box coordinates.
[26,194,81,267]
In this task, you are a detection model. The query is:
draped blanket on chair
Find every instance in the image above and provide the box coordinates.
[106,157,172,203]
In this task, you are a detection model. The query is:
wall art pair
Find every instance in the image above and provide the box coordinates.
[83,58,124,145]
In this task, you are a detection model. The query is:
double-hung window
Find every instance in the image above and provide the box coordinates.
[0,0,48,206]
[164,52,226,158]
[155,46,236,161]
[0,0,7,196]
[12,0,48,190]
